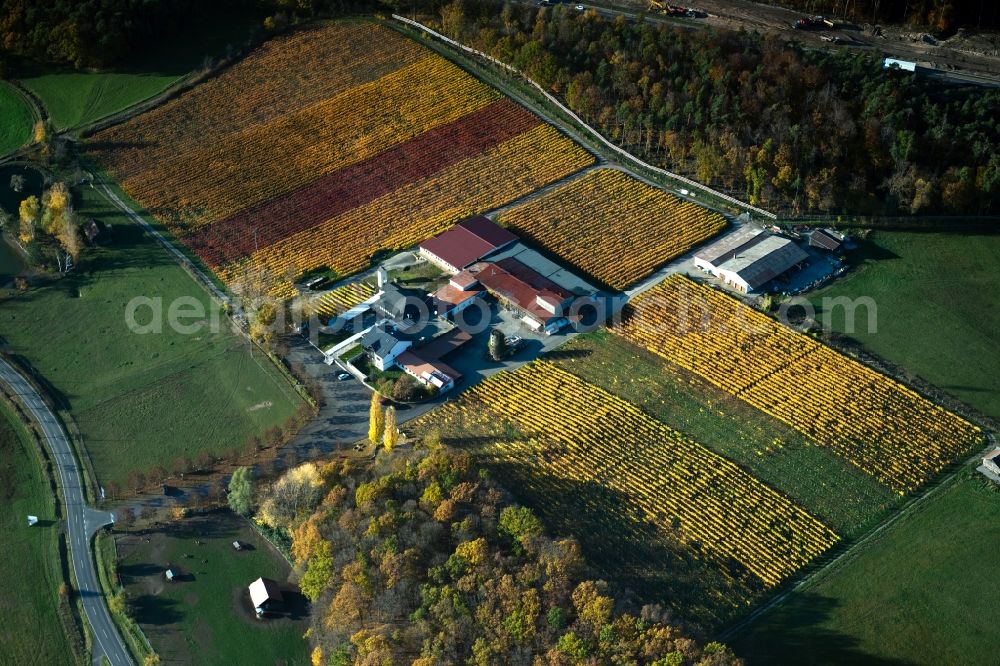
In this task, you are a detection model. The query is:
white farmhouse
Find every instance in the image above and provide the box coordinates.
[360,322,412,371]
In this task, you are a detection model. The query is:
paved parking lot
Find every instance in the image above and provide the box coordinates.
[282,296,581,454]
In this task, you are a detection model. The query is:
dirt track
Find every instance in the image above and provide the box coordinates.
[623,0,1000,79]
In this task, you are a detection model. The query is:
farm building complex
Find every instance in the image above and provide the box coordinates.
[348,215,601,394]
[470,259,576,334]
[693,227,808,293]
[419,216,596,333]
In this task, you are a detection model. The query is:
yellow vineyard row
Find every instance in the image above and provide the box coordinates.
[618,275,982,493]
[466,360,839,587]
[311,281,377,320]
[500,169,725,290]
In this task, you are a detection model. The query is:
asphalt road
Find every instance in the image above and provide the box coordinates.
[0,358,133,666]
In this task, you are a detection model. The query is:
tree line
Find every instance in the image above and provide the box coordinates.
[0,0,381,71]
[434,1,999,216]
[241,436,743,665]
[750,0,1000,32]
[3,0,996,74]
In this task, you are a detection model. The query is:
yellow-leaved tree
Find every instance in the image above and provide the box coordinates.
[42,182,70,234]
[383,405,397,451]
[257,462,324,530]
[18,195,39,244]
[368,392,383,446]
[32,120,46,145]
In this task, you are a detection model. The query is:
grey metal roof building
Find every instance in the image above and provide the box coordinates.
[694,228,808,293]
[373,283,425,322]
[486,242,597,296]
[809,228,845,252]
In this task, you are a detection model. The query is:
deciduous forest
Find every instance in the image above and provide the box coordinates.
[255,442,742,664]
[436,1,1000,215]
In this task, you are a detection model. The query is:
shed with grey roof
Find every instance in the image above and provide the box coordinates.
[693,228,807,293]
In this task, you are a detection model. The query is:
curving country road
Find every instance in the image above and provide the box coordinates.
[0,357,133,666]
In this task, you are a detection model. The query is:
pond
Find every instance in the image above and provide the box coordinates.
[0,163,45,213]
[0,235,27,283]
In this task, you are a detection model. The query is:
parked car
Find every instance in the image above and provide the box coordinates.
[506,335,524,350]
[337,372,351,381]
[575,4,585,9]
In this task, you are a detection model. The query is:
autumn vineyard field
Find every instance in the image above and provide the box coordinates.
[469,361,840,587]
[618,275,983,494]
[311,281,378,320]
[499,169,726,289]
[88,22,593,296]
[417,360,842,625]
[77,14,990,641]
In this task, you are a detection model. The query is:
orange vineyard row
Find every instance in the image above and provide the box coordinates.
[98,56,500,231]
[89,23,427,181]
[88,22,593,297]
[221,125,593,296]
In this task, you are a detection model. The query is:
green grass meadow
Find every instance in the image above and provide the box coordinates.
[117,511,308,665]
[23,72,184,131]
[0,81,34,154]
[0,400,79,665]
[0,184,302,488]
[811,231,1000,423]
[548,331,898,534]
[21,15,259,130]
[734,474,1000,665]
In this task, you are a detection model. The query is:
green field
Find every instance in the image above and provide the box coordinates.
[548,331,898,534]
[21,16,259,130]
[117,511,308,665]
[0,81,34,155]
[734,474,1000,665]
[0,184,303,488]
[23,72,186,131]
[811,231,1000,423]
[0,399,80,665]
